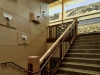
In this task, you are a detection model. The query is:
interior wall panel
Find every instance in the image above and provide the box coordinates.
[0,26,17,45]
[31,22,48,37]
[37,0,48,11]
[30,0,41,14]
[0,46,31,63]
[30,45,47,57]
[0,8,17,28]
[31,34,46,47]
[0,0,30,20]
[17,16,31,33]
[18,0,31,9]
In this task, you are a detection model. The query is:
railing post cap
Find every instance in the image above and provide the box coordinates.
[28,56,39,58]
[28,56,40,64]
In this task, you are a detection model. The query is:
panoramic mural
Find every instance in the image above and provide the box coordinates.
[50,2,100,21]
[66,2,100,17]
[49,13,59,21]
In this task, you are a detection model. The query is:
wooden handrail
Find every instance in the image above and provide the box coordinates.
[40,18,77,63]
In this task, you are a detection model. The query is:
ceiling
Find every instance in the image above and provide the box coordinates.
[45,0,58,4]
[48,0,71,7]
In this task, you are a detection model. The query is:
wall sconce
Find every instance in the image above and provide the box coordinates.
[42,11,46,18]
[3,12,13,26]
[36,15,40,22]
[6,17,10,25]
[21,35,27,43]
[31,13,40,24]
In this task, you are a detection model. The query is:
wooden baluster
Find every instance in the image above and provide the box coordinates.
[60,40,62,57]
[75,21,78,36]
[56,26,57,38]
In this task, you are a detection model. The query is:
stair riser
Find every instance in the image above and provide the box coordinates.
[57,34,100,75]
[76,37,100,40]
[70,46,100,49]
[63,59,100,64]
[72,42,100,46]
[61,64,100,72]
[77,35,100,39]
[66,54,100,59]
[58,69,92,75]
[68,50,100,53]
[74,39,100,42]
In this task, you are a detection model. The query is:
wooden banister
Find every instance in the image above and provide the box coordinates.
[40,18,77,63]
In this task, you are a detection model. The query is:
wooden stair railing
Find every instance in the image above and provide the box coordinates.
[1,18,78,75]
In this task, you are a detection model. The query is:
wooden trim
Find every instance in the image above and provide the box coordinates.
[47,38,57,43]
[49,0,71,8]
[47,36,71,43]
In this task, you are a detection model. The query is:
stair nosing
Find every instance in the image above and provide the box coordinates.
[67,53,100,55]
[58,67,100,74]
[72,45,100,46]
[61,62,100,67]
[69,49,100,50]
[64,57,100,60]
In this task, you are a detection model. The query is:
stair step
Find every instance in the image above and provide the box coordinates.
[56,33,100,75]
[72,42,100,46]
[77,37,100,39]
[68,49,100,53]
[74,39,100,42]
[58,67,100,75]
[70,46,100,49]
[66,53,100,58]
[61,62,100,72]
[56,73,68,75]
[64,57,100,64]
[77,34,100,39]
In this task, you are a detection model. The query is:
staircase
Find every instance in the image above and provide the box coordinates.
[57,33,100,75]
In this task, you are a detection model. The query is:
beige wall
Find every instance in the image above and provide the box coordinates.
[0,0,49,75]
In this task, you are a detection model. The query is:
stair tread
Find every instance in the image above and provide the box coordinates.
[69,49,100,50]
[76,38,100,40]
[62,62,100,67]
[64,57,100,60]
[75,39,100,41]
[67,53,100,55]
[58,67,100,74]
[56,74,67,75]
[73,45,100,46]
[57,34,100,75]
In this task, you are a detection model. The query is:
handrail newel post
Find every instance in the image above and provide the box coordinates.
[28,56,40,75]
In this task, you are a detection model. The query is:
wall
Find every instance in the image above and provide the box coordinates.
[0,0,49,75]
